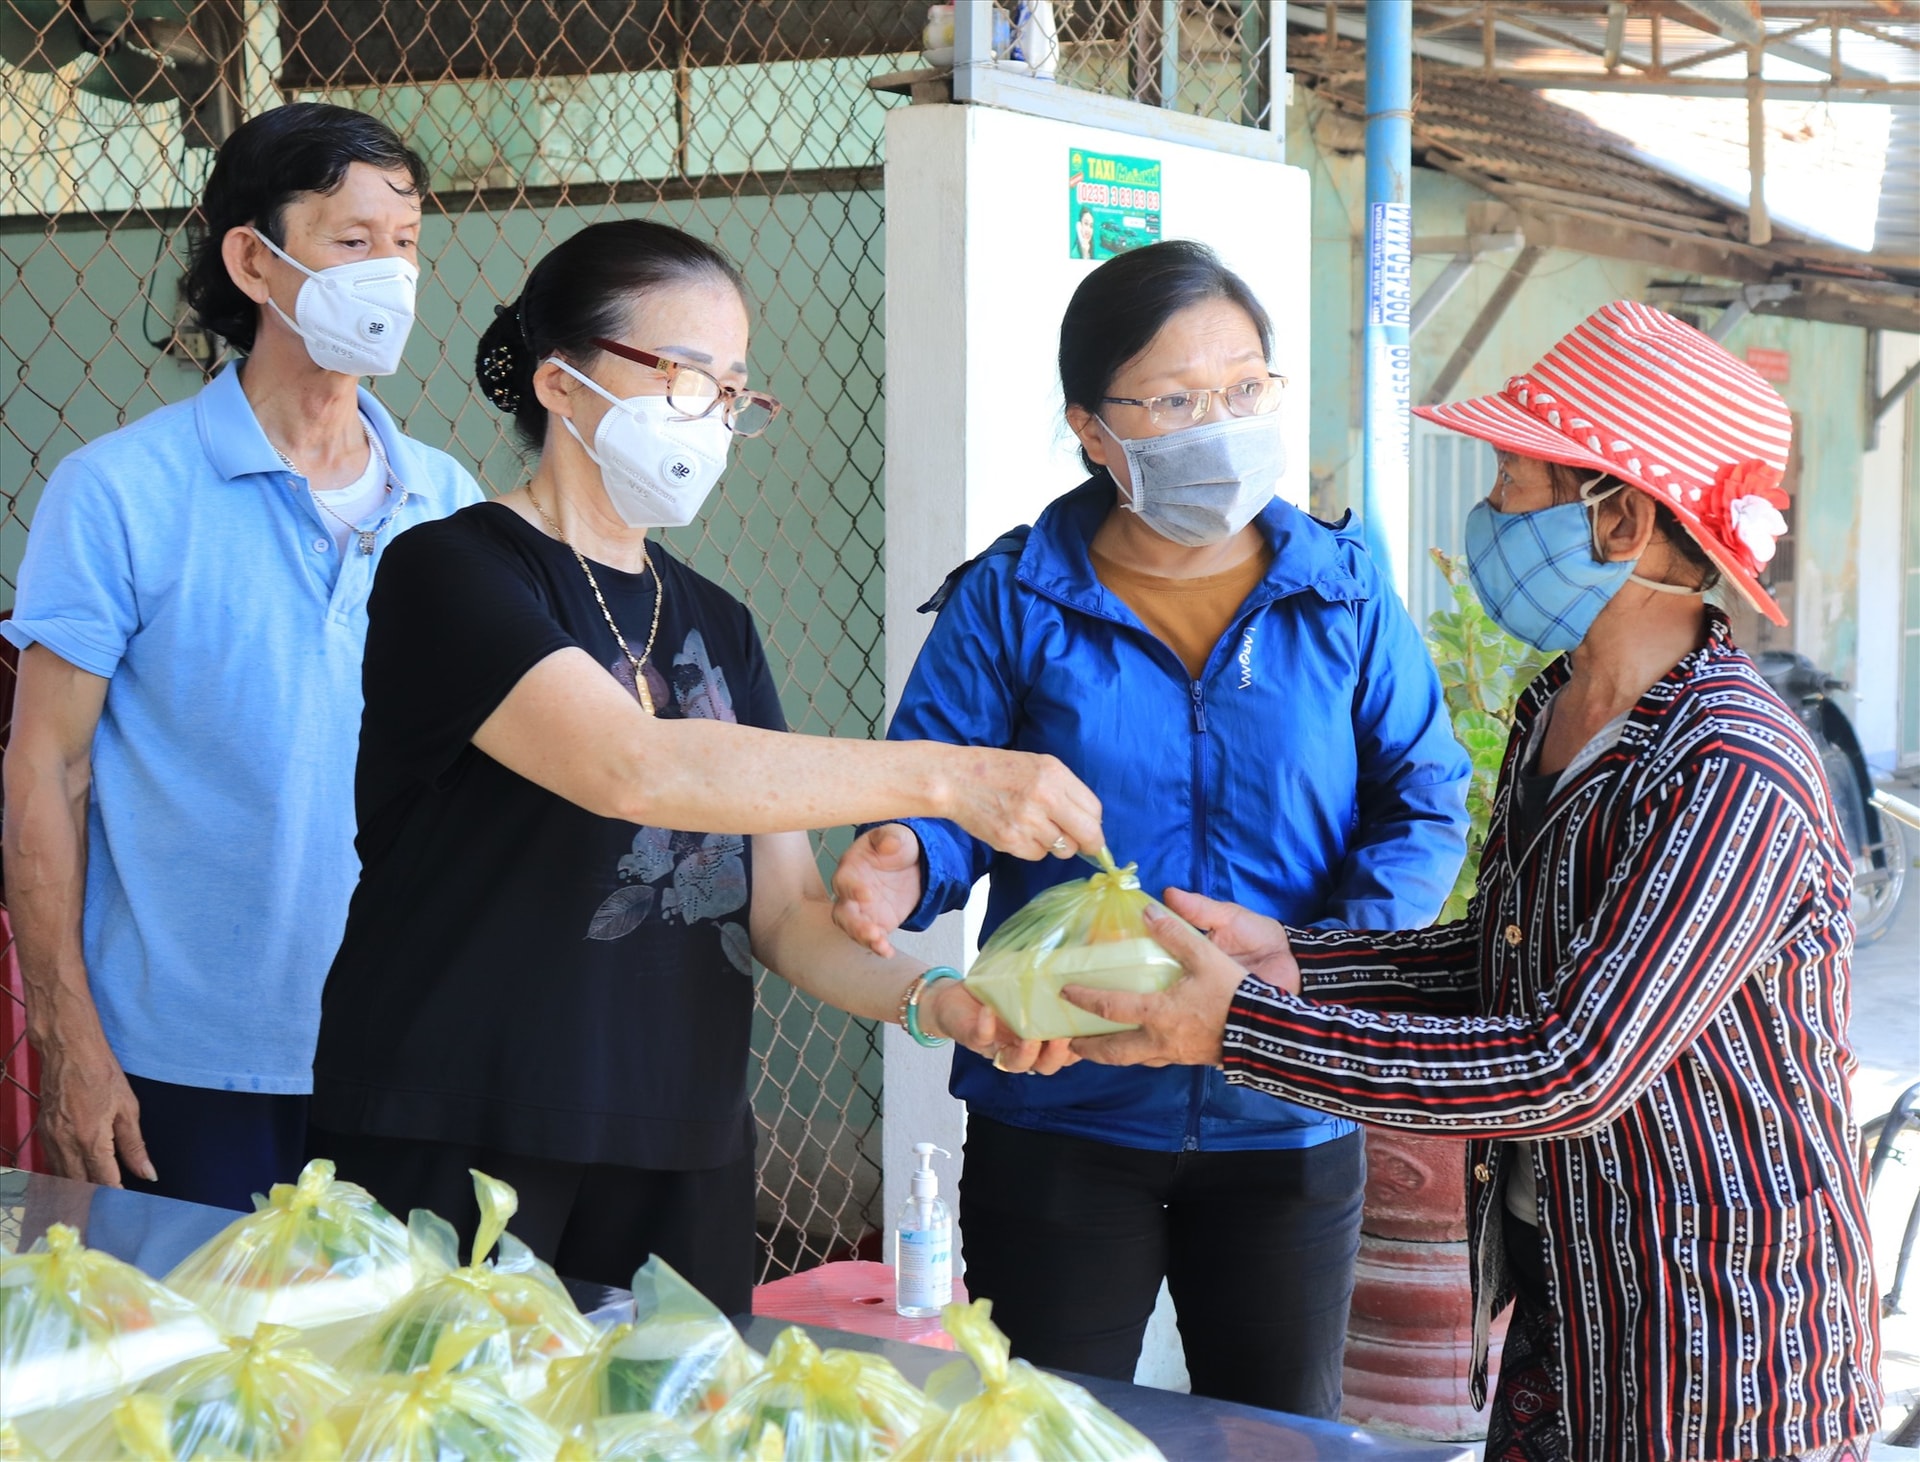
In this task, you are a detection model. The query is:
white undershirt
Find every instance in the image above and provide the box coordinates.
[310,424,388,555]
[1505,695,1634,1228]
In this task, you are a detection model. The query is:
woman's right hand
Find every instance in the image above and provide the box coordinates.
[943,747,1103,862]
[832,823,925,958]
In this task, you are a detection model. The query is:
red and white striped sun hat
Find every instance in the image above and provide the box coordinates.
[1413,299,1793,625]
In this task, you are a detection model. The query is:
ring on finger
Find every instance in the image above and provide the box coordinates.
[1049,835,1072,855]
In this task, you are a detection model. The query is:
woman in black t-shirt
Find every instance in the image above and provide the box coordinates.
[308,220,1100,1310]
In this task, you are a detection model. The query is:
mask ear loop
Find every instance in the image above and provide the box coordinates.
[1579,472,1703,598]
[1094,415,1144,513]
[547,357,619,468]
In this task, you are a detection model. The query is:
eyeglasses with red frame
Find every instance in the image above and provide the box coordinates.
[591,337,783,438]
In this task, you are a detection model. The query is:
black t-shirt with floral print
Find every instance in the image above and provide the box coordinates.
[312,502,787,1170]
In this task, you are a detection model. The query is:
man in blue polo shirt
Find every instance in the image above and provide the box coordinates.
[2,103,482,1210]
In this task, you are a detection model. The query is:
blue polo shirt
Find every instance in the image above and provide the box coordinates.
[3,362,482,1093]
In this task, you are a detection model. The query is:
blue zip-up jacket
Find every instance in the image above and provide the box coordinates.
[889,477,1472,1152]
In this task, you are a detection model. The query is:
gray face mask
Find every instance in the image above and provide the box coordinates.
[1099,412,1287,547]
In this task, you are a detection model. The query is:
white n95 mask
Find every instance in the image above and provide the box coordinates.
[549,358,732,529]
[249,228,417,377]
[1100,412,1288,548]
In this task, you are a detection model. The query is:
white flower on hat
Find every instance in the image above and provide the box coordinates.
[1727,494,1788,566]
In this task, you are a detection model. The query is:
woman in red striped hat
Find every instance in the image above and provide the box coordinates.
[1065,301,1880,1462]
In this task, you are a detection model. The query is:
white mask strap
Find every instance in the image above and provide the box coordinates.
[1628,574,1701,596]
[1581,471,1704,596]
[247,227,321,283]
[548,358,620,467]
[548,356,624,409]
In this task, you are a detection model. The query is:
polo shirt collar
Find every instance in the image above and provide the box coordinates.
[195,358,415,492]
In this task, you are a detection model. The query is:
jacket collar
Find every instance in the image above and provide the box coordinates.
[195,359,416,494]
[1014,475,1371,624]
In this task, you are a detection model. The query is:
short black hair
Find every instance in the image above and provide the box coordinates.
[475,219,748,453]
[1058,240,1272,471]
[183,102,428,353]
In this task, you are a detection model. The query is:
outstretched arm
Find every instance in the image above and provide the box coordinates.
[1075,758,1817,1140]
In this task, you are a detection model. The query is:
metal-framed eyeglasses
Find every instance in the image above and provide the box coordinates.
[1102,372,1287,432]
[592,337,783,438]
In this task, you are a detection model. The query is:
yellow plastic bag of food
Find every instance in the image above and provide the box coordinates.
[60,1325,350,1459]
[555,1412,705,1461]
[961,849,1186,1040]
[696,1326,935,1460]
[535,1255,761,1427]
[165,1160,413,1353]
[896,1300,1163,1462]
[341,1171,595,1401]
[337,1328,559,1461]
[0,1223,223,1449]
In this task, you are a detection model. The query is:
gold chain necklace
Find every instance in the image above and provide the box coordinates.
[274,419,396,556]
[527,485,663,715]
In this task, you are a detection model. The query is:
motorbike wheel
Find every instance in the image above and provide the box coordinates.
[1854,811,1912,947]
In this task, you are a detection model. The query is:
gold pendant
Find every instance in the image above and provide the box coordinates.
[638,678,654,716]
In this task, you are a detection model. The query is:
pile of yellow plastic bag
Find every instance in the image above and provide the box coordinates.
[0,1224,224,1454]
[536,1255,762,1427]
[164,1159,412,1355]
[333,1328,559,1460]
[697,1326,936,1460]
[961,848,1187,1039]
[555,1410,706,1460]
[58,1326,349,1459]
[342,1170,597,1402]
[896,1300,1164,1462]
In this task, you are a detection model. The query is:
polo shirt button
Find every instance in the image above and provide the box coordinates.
[1474,1162,1492,1183]
[1505,924,1523,947]
[313,537,331,553]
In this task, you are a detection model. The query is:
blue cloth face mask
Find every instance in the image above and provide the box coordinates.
[1464,477,1693,652]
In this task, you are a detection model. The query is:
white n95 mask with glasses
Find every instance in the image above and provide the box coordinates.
[549,358,733,529]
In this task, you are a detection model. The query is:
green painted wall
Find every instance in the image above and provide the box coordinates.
[1288,109,1874,688]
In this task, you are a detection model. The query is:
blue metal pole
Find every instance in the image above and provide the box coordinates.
[1361,0,1413,599]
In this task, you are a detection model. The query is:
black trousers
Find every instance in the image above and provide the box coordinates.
[958,1116,1365,1418]
[307,1127,757,1313]
[121,1073,307,1213]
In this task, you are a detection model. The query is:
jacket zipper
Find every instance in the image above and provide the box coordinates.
[1184,678,1208,1153]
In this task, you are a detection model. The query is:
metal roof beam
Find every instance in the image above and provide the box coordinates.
[1673,1,1764,47]
[1493,71,1912,101]
[1287,9,1904,95]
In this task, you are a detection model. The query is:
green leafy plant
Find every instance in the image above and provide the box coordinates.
[1423,550,1552,923]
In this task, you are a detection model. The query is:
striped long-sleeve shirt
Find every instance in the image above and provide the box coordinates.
[1223,613,1879,1460]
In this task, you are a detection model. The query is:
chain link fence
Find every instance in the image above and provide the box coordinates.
[1,0,1275,1277]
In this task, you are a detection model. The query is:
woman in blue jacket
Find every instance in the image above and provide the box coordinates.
[833,241,1470,1415]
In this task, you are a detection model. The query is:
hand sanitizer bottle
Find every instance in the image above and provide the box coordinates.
[894,1142,953,1318]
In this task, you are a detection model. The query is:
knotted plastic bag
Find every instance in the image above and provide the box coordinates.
[535,1255,761,1427]
[0,1223,222,1447]
[341,1170,595,1401]
[337,1328,560,1461]
[165,1159,413,1353]
[961,849,1186,1040]
[896,1300,1163,1462]
[59,1325,350,1459]
[555,1412,705,1461]
[696,1326,936,1460]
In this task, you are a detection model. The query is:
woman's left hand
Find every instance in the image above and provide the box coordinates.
[925,981,1079,1076]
